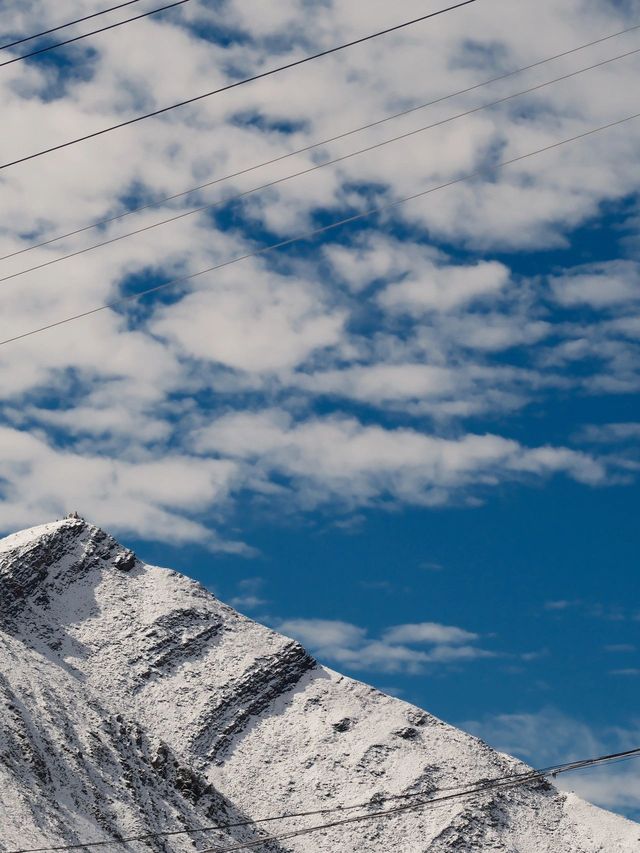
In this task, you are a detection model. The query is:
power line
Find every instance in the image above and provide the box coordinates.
[2,41,638,287]
[0,0,147,51]
[8,748,638,853]
[196,749,640,853]
[3,20,638,266]
[0,0,191,71]
[0,775,509,853]
[0,1,480,173]
[1,107,638,349]
[19,759,597,853]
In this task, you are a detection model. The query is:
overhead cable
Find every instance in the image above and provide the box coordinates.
[8,748,638,853]
[0,0,147,51]
[196,749,640,853]
[0,0,480,172]
[1,107,639,348]
[0,0,191,70]
[3,20,639,266]
[2,41,639,287]
[2,770,526,853]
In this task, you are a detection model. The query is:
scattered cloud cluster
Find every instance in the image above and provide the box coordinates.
[550,260,640,309]
[462,707,640,817]
[544,598,640,624]
[0,0,639,546]
[276,617,493,673]
[194,410,608,511]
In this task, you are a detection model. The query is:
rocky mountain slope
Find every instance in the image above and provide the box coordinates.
[0,517,637,852]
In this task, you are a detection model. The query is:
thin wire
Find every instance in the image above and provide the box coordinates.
[8,749,639,853]
[196,751,640,853]
[0,0,146,51]
[3,20,638,265]
[0,781,497,853]
[3,41,638,287]
[1,772,524,853]
[1,107,639,348]
[0,0,191,70]
[0,0,480,173]
[8,767,556,852]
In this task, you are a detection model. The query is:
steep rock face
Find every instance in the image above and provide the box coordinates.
[0,629,288,853]
[0,518,637,852]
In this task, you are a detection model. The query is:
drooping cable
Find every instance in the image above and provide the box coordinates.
[1,108,638,348]
[6,748,639,853]
[0,1,481,172]
[0,0,147,51]
[1,41,638,287]
[0,0,191,71]
[196,749,640,853]
[2,20,638,266]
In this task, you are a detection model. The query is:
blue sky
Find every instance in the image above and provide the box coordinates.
[0,0,638,819]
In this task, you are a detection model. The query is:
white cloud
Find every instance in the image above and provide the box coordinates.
[292,363,470,407]
[0,0,637,546]
[278,619,367,651]
[150,265,346,373]
[194,410,608,509]
[0,425,245,552]
[383,622,479,645]
[277,616,493,674]
[461,708,640,816]
[325,236,511,312]
[4,0,640,261]
[550,261,640,308]
[577,423,640,444]
[378,259,510,314]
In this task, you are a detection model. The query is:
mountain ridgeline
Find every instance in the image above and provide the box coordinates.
[0,518,637,851]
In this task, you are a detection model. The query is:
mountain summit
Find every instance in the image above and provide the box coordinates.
[0,518,637,851]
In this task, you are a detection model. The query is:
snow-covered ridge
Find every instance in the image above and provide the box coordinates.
[0,518,637,852]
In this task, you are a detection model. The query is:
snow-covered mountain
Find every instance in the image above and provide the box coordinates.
[0,517,637,852]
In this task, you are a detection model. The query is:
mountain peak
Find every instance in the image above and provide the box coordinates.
[0,518,137,619]
[0,520,637,851]
[0,515,85,554]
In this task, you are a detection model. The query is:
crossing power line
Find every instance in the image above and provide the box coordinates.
[0,772,518,853]
[1,107,638,349]
[0,0,147,51]
[0,0,480,172]
[0,0,191,71]
[196,749,640,853]
[6,748,639,853]
[1,40,638,288]
[2,20,638,267]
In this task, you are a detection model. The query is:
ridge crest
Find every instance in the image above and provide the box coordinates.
[0,517,137,616]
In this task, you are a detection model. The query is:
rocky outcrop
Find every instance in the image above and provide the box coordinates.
[0,518,637,852]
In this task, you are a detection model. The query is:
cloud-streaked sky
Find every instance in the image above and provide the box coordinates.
[0,0,638,819]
